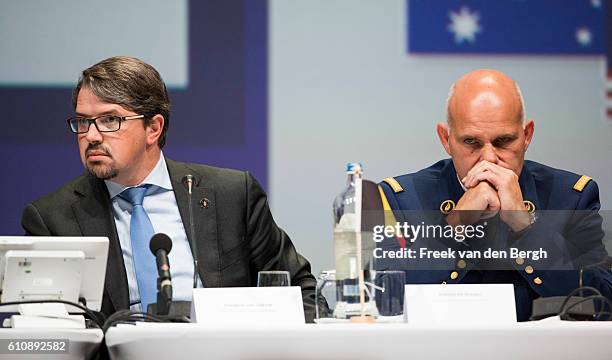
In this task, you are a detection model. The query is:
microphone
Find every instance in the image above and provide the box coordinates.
[182,174,194,195]
[150,233,173,315]
[181,174,200,288]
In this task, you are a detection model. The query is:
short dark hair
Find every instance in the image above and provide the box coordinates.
[72,56,170,148]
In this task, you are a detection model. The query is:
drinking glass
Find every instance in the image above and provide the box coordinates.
[373,270,406,318]
[257,270,291,287]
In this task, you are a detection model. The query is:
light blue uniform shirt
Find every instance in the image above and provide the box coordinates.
[105,153,202,311]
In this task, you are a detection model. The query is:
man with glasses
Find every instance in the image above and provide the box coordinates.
[21,56,316,321]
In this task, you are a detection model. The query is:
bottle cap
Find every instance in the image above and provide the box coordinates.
[346,162,363,173]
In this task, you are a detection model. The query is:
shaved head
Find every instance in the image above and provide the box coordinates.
[446,69,526,127]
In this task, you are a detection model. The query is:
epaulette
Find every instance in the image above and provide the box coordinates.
[378,185,407,248]
[383,177,404,193]
[573,175,592,192]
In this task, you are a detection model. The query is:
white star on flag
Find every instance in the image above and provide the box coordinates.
[575,27,592,46]
[447,7,482,44]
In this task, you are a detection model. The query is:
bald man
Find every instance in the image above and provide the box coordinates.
[377,69,612,321]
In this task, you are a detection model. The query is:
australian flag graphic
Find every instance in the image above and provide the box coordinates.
[407,0,612,120]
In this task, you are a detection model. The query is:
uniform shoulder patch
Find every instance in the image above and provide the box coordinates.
[383,177,404,193]
[573,175,592,192]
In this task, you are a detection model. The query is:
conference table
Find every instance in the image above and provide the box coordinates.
[105,318,612,360]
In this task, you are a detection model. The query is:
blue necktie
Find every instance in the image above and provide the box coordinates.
[120,185,157,311]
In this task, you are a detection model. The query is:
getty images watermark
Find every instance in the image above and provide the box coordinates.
[370,221,548,262]
[372,222,487,243]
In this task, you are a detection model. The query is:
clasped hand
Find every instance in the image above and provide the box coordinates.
[447,160,531,232]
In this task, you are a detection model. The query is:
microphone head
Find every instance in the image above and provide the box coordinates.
[182,174,194,194]
[150,233,173,255]
[182,174,194,186]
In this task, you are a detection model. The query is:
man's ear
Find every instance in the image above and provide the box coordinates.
[523,119,534,151]
[436,122,452,156]
[146,114,164,147]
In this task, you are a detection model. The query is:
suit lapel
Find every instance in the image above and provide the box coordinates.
[71,175,129,312]
[166,159,221,287]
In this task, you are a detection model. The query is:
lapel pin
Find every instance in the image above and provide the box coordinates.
[200,198,211,209]
[440,199,455,214]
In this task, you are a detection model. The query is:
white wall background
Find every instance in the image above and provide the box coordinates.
[0,0,188,88]
[269,0,612,274]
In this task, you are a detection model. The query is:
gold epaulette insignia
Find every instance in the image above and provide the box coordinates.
[573,175,592,192]
[383,177,404,193]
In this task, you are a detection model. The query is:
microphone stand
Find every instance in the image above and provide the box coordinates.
[147,177,200,320]
[155,283,172,316]
[183,175,199,289]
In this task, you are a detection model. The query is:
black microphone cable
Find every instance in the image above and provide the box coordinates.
[102,309,190,333]
[0,299,105,329]
[558,286,612,321]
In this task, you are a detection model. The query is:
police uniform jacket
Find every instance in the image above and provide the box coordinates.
[378,159,612,321]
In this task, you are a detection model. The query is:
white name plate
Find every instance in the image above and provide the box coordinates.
[190,286,305,325]
[404,284,516,324]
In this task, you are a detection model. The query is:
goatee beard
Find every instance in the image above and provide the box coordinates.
[87,164,118,180]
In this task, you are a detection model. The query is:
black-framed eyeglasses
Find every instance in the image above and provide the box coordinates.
[67,114,145,134]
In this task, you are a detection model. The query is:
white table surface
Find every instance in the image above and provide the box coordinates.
[105,318,612,360]
[0,328,103,360]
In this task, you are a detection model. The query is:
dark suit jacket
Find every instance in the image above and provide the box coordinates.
[21,158,316,322]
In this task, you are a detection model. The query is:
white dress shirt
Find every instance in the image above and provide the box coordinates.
[105,152,202,311]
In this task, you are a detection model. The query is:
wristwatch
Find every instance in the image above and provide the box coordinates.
[512,211,537,236]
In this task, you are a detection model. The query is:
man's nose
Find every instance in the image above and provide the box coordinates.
[479,143,499,163]
[84,123,103,143]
